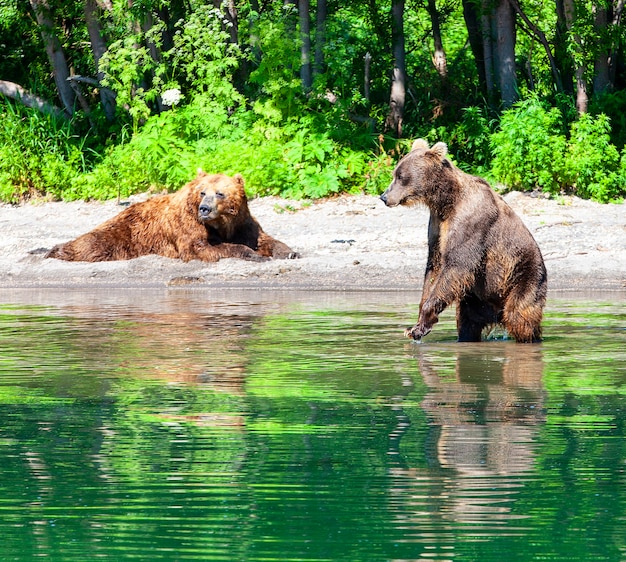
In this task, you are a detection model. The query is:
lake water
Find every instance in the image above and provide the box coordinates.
[0,288,624,562]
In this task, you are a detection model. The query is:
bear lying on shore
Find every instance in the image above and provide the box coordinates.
[380,139,547,343]
[45,171,298,263]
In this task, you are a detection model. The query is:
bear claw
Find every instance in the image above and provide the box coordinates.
[405,325,431,341]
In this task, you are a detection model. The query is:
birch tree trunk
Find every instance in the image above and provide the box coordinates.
[481,0,496,102]
[0,80,65,118]
[28,0,76,116]
[385,0,406,137]
[427,0,448,81]
[563,0,589,113]
[84,0,116,121]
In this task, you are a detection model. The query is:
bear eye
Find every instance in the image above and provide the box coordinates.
[215,191,225,199]
[200,191,206,197]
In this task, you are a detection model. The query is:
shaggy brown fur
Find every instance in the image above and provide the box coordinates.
[45,171,298,263]
[381,139,547,343]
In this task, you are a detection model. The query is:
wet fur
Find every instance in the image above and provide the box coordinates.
[381,139,547,343]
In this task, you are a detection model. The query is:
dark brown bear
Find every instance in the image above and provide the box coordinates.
[380,139,547,343]
[45,171,299,262]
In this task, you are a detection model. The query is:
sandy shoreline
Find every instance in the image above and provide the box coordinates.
[0,191,624,293]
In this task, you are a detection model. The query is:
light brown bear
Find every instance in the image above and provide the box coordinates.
[380,139,547,343]
[45,171,298,262]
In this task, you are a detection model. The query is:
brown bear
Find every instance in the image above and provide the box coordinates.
[45,171,299,263]
[380,139,547,343]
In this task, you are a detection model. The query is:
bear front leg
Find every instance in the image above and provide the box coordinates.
[405,268,441,341]
[406,267,474,341]
[405,302,440,340]
[184,241,267,262]
[257,234,300,259]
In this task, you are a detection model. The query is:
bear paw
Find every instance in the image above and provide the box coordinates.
[404,323,432,341]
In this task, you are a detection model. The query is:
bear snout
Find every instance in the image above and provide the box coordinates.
[198,203,214,220]
[380,188,399,207]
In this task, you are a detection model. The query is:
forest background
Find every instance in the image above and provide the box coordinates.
[1,0,625,204]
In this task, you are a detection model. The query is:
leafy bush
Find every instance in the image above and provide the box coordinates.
[427,106,493,173]
[489,99,625,202]
[66,96,391,201]
[589,90,626,149]
[564,113,624,202]
[490,98,568,194]
[0,101,85,202]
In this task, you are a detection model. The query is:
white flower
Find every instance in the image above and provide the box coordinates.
[161,88,182,107]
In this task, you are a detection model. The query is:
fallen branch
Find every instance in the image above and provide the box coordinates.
[0,80,66,119]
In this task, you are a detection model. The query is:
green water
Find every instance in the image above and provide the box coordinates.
[0,289,624,562]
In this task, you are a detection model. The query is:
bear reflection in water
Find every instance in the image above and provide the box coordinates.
[388,343,545,527]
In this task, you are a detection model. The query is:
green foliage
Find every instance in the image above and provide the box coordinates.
[491,98,568,194]
[167,4,242,105]
[564,113,624,203]
[590,90,626,149]
[247,18,303,120]
[70,95,391,201]
[1,0,625,204]
[427,106,493,173]
[0,101,85,202]
[99,35,160,133]
[490,99,626,202]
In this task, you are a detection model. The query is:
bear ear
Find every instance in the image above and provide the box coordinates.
[196,168,206,177]
[430,142,448,158]
[233,173,245,187]
[411,139,429,152]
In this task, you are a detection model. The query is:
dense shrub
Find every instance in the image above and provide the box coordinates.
[427,106,493,174]
[490,98,568,194]
[0,101,85,203]
[564,113,624,202]
[490,98,626,202]
[68,96,391,201]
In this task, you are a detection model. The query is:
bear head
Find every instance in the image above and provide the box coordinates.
[187,171,248,224]
[380,139,450,208]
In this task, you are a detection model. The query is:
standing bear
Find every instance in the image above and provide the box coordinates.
[46,171,298,263]
[380,139,547,343]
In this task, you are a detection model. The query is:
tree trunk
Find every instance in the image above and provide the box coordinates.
[481,1,496,102]
[608,0,625,86]
[426,0,448,81]
[314,0,327,77]
[140,9,165,112]
[214,0,238,45]
[226,0,239,45]
[462,0,488,95]
[507,0,564,93]
[593,2,610,94]
[84,0,117,121]
[364,52,372,102]
[563,0,588,113]
[385,0,406,137]
[28,0,76,116]
[495,0,517,107]
[554,0,575,95]
[299,0,312,91]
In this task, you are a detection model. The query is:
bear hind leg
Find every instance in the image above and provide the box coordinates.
[456,294,499,342]
[502,295,544,343]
